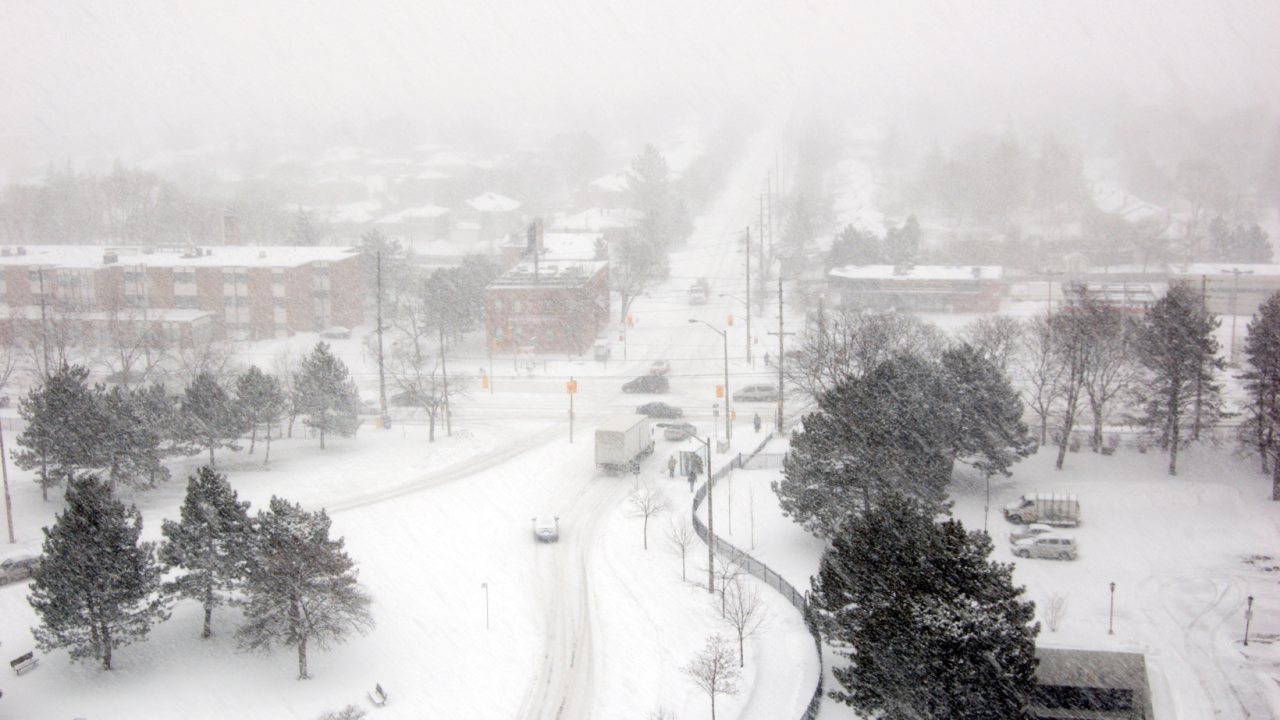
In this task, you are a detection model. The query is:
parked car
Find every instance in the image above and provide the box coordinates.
[732,384,780,402]
[623,375,669,394]
[0,555,40,585]
[533,516,560,543]
[637,402,683,419]
[1012,535,1077,560]
[650,359,671,375]
[1008,523,1057,544]
[663,422,698,441]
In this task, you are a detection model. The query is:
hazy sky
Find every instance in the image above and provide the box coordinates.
[1,0,1277,149]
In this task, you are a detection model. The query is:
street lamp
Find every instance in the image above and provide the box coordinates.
[1108,582,1116,635]
[697,434,715,594]
[718,293,751,364]
[1244,595,1254,646]
[688,319,731,445]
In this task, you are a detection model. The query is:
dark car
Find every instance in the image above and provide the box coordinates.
[623,375,669,394]
[663,422,698,441]
[0,555,40,585]
[637,402,683,419]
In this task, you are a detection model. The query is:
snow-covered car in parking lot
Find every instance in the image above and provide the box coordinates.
[0,555,40,585]
[1008,523,1057,544]
[650,359,670,375]
[1012,534,1077,560]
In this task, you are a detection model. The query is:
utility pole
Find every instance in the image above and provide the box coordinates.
[376,250,388,428]
[700,435,715,595]
[37,267,50,376]
[1229,268,1253,365]
[768,278,794,433]
[1,423,12,542]
[744,227,751,365]
[439,324,452,437]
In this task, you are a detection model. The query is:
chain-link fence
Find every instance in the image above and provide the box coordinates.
[692,434,824,719]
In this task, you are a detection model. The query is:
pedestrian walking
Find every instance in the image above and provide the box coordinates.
[688,470,696,493]
[753,413,762,433]
[668,454,676,478]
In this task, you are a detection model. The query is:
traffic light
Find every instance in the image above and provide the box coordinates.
[716,385,724,398]
[566,379,578,394]
[627,314,634,327]
[481,375,490,389]
[728,315,734,326]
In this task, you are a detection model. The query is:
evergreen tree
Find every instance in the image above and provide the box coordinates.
[237,497,374,679]
[774,355,956,538]
[178,372,248,468]
[236,366,285,460]
[293,342,361,449]
[942,343,1036,479]
[1240,290,1280,499]
[810,493,1038,720]
[29,475,171,670]
[13,364,109,500]
[159,467,253,638]
[99,385,171,489]
[1132,282,1225,475]
[884,215,921,266]
[828,224,885,268]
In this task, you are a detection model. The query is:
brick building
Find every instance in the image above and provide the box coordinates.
[827,265,1006,313]
[485,258,610,355]
[0,244,362,341]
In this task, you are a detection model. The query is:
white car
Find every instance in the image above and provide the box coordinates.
[650,359,671,375]
[1008,523,1057,544]
[1012,534,1077,560]
[533,516,560,543]
[732,384,780,402]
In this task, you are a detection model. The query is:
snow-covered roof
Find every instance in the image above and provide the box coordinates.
[466,192,522,213]
[375,206,451,224]
[550,208,641,232]
[829,265,1003,281]
[491,259,608,288]
[0,245,359,270]
[588,173,630,193]
[425,151,493,169]
[415,169,451,181]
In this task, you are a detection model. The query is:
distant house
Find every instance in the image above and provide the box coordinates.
[575,173,631,211]
[375,205,451,246]
[454,192,523,244]
[827,265,1006,313]
[485,229,609,354]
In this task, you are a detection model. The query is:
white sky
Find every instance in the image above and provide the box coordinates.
[1,0,1277,143]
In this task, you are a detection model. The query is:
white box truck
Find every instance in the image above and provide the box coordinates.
[1003,493,1081,527]
[596,414,655,475]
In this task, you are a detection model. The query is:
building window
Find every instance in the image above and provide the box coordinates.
[313,264,329,276]
[271,273,284,285]
[494,298,502,313]
[313,289,330,299]
[224,296,234,307]
[513,299,522,313]
[174,271,194,284]
[273,297,286,308]
[176,296,198,309]
[236,296,248,307]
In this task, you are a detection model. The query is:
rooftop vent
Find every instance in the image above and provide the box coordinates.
[103,253,118,265]
[16,247,26,255]
[892,265,911,276]
[971,267,982,278]
[1,247,10,257]
[259,250,267,259]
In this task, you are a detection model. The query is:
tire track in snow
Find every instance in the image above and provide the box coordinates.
[516,472,632,720]
[323,422,567,513]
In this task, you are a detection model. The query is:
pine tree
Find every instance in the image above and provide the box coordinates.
[1240,291,1280,499]
[28,475,171,670]
[236,366,285,461]
[293,342,361,449]
[99,385,165,489]
[13,364,110,500]
[1133,282,1225,475]
[179,371,248,468]
[159,467,254,638]
[810,493,1038,720]
[942,343,1036,478]
[237,497,374,679]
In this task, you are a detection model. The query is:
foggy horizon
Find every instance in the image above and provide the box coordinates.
[2,0,1278,174]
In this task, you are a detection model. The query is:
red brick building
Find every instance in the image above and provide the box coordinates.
[485,259,610,355]
[0,245,362,341]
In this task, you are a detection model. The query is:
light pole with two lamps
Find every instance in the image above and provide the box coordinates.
[688,319,731,446]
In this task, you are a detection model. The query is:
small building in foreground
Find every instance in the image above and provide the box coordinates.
[1030,648,1154,720]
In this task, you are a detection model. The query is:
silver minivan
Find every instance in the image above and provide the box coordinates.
[1012,535,1077,560]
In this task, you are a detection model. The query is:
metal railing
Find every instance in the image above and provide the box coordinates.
[692,433,824,720]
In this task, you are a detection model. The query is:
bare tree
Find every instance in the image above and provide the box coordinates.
[168,338,240,391]
[15,299,87,383]
[1044,593,1068,632]
[1082,313,1138,451]
[1017,313,1062,445]
[1050,293,1092,469]
[666,515,698,582]
[0,319,23,542]
[628,483,670,550]
[95,303,179,389]
[682,634,741,720]
[785,308,947,400]
[272,347,302,438]
[964,315,1023,376]
[613,228,668,324]
[378,277,464,441]
[718,578,768,667]
[712,556,744,615]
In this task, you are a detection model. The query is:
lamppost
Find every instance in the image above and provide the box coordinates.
[718,293,751,365]
[1229,268,1254,366]
[688,319,731,446]
[697,435,715,594]
[1108,582,1116,635]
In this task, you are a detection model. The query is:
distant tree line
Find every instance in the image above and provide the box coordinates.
[28,467,372,677]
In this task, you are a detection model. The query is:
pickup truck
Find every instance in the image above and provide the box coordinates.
[1003,493,1080,527]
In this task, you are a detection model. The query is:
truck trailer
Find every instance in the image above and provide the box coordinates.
[596,414,655,475]
[1003,493,1081,527]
